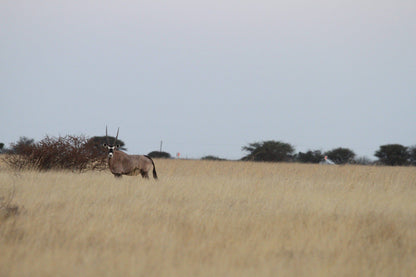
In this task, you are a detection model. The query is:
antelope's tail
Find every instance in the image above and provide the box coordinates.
[145,155,158,179]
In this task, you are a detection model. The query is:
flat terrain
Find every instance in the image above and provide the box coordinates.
[1,159,416,276]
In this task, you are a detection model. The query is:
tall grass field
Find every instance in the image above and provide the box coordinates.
[1,159,415,276]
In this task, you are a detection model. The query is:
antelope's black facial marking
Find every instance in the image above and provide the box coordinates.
[108,146,115,158]
[104,144,118,159]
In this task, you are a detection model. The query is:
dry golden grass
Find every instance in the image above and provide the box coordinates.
[1,159,416,276]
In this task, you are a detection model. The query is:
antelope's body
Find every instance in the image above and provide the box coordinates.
[104,127,158,179]
[108,150,157,178]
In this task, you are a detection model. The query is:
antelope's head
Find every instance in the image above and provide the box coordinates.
[103,126,120,159]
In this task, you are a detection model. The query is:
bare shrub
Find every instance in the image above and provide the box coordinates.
[5,135,106,172]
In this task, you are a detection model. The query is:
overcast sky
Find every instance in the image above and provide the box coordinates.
[1,0,415,159]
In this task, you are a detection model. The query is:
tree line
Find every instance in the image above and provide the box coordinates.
[239,140,416,166]
[1,136,415,170]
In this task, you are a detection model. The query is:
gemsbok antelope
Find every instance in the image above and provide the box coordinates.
[103,127,158,179]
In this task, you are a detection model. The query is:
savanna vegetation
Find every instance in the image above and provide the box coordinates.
[3,135,106,171]
[2,136,415,166]
[1,158,415,276]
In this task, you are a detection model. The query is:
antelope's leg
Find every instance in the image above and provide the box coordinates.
[141,171,149,179]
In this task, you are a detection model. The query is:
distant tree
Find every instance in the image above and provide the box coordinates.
[409,145,416,166]
[10,137,35,154]
[296,150,324,163]
[325,147,356,164]
[375,144,409,166]
[353,156,373,165]
[242,141,295,162]
[89,136,126,151]
[201,155,226,161]
[0,143,4,153]
[147,151,171,159]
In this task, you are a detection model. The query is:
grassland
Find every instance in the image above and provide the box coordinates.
[1,159,416,276]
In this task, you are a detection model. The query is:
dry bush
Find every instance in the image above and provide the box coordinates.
[4,135,106,172]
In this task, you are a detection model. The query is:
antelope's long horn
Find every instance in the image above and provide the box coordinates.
[105,126,110,144]
[114,127,119,146]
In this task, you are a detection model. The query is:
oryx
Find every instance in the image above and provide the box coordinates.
[103,127,158,179]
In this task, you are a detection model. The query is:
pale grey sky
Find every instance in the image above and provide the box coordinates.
[1,0,415,159]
